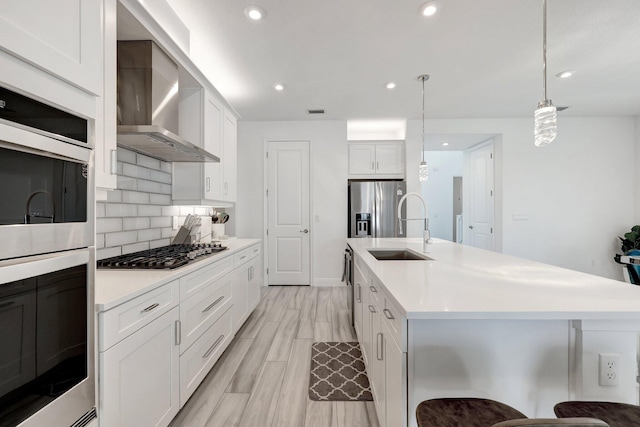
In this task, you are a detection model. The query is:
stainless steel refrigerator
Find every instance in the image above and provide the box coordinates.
[348,181,406,238]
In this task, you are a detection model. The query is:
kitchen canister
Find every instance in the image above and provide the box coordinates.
[212,223,226,239]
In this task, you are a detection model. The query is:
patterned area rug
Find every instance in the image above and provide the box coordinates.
[308,342,373,401]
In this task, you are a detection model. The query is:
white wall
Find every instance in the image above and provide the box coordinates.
[406,117,637,280]
[421,151,464,242]
[236,121,348,285]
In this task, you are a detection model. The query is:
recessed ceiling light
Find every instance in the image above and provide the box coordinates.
[442,142,449,146]
[419,1,440,17]
[556,70,575,79]
[386,82,396,89]
[244,6,265,21]
[274,83,284,91]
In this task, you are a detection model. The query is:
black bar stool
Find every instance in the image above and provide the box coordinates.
[416,398,527,427]
[492,418,609,426]
[554,401,640,427]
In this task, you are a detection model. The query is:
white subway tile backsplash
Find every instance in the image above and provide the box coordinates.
[136,153,161,170]
[138,228,161,241]
[138,205,162,216]
[97,218,123,233]
[96,234,105,249]
[105,231,138,247]
[123,163,151,180]
[150,216,172,228]
[150,238,171,249]
[96,203,106,218]
[118,148,137,164]
[102,148,211,256]
[122,190,150,204]
[97,246,122,260]
[150,194,171,205]
[137,179,163,194]
[105,203,137,217]
[162,206,180,216]
[122,241,150,255]
[123,217,151,230]
[150,169,172,184]
[117,176,137,191]
[106,189,122,203]
[179,206,195,216]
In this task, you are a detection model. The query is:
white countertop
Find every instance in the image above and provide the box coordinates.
[347,238,640,320]
[95,239,261,311]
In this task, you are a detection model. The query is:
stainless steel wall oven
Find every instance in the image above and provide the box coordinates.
[0,86,95,427]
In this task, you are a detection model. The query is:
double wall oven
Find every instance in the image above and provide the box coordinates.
[0,86,96,427]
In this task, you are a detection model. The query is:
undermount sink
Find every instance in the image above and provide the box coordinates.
[367,249,433,261]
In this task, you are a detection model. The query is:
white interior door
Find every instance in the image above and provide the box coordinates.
[467,141,494,250]
[266,141,310,285]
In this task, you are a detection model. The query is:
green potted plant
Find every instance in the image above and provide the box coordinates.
[615,225,640,284]
[618,225,640,253]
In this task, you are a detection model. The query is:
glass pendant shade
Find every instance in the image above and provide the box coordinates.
[534,100,557,147]
[419,161,428,182]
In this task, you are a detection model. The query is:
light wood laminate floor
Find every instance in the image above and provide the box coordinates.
[170,286,380,427]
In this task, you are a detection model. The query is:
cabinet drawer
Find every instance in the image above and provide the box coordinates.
[99,280,179,351]
[248,243,261,259]
[369,280,381,305]
[180,274,232,354]
[383,294,406,351]
[180,307,233,406]
[180,256,234,301]
[234,248,251,266]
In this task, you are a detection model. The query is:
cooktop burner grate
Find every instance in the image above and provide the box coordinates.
[97,243,227,270]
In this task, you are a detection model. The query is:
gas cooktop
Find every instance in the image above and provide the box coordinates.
[97,243,227,270]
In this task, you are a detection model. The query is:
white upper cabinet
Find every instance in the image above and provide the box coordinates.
[0,0,102,95]
[222,110,237,202]
[173,89,237,206]
[348,141,405,178]
[95,0,118,197]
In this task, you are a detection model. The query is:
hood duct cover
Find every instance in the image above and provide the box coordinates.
[116,40,219,163]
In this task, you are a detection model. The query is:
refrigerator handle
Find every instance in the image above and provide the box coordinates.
[373,182,379,238]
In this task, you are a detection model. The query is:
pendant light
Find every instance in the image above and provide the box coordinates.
[418,74,429,182]
[534,0,557,147]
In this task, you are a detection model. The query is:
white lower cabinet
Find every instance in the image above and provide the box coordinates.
[179,307,233,405]
[356,256,407,427]
[98,242,263,427]
[100,307,180,427]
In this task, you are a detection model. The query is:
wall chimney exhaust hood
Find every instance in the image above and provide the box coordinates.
[117,40,219,163]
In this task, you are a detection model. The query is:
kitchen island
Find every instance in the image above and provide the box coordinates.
[347,238,640,427]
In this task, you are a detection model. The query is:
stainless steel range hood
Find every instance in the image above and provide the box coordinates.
[117,40,219,163]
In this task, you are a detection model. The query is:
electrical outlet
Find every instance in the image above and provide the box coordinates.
[599,353,620,386]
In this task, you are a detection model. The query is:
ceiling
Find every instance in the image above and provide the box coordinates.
[165,0,640,123]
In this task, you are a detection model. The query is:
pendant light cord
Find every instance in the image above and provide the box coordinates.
[542,0,548,101]
[421,76,425,163]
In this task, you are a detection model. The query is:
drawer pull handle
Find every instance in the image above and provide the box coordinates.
[369,286,377,293]
[175,320,181,345]
[141,303,159,313]
[356,284,361,303]
[383,308,395,320]
[239,255,247,260]
[376,332,383,361]
[368,305,376,313]
[203,335,225,359]
[203,296,225,313]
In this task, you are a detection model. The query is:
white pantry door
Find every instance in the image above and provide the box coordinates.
[467,141,494,250]
[266,141,310,285]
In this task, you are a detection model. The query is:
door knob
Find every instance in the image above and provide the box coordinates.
[300,229,309,233]
[468,225,474,229]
